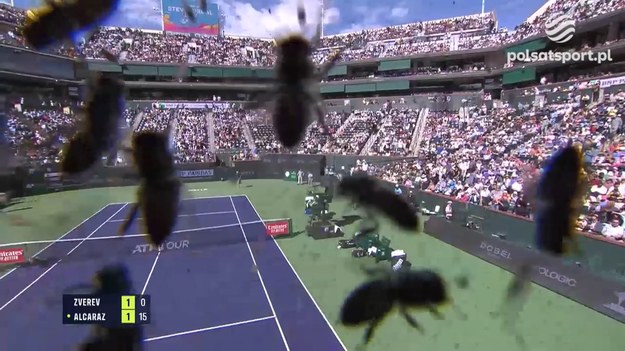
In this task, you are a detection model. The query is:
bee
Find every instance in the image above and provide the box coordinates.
[20,0,120,50]
[533,144,585,256]
[340,269,450,345]
[77,264,143,351]
[118,131,182,246]
[60,75,125,175]
[248,1,342,148]
[337,174,419,232]
[92,264,133,294]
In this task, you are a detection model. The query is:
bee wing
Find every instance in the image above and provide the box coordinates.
[316,49,344,79]
[310,2,323,48]
[296,0,306,29]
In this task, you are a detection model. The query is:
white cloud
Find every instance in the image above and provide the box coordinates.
[215,0,339,38]
[390,6,409,18]
[337,5,387,34]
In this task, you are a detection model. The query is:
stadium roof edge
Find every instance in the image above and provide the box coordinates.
[527,0,558,23]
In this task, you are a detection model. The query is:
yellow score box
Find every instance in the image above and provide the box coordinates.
[121,310,136,324]
[121,296,135,309]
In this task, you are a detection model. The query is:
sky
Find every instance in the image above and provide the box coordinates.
[6,0,548,37]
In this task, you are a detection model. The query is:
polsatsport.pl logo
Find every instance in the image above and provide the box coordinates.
[506,49,613,65]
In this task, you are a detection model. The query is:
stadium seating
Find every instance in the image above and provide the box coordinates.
[2,0,625,245]
[1,0,624,67]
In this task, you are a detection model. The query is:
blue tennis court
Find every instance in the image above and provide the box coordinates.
[0,195,346,351]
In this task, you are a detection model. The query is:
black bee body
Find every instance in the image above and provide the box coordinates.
[93,264,133,294]
[79,326,143,351]
[21,0,120,50]
[249,3,342,148]
[534,145,584,256]
[340,269,449,345]
[119,131,182,246]
[79,264,143,351]
[61,75,125,175]
[337,175,418,231]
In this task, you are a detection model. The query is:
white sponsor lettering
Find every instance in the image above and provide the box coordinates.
[603,292,625,317]
[479,242,511,260]
[132,240,189,254]
[538,267,576,287]
[177,169,214,178]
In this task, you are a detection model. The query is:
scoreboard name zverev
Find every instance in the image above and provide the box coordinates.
[63,294,151,327]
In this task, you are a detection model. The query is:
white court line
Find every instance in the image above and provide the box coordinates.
[141,251,161,295]
[243,195,348,351]
[144,315,276,342]
[0,204,128,312]
[0,204,112,281]
[108,210,235,223]
[229,196,290,351]
[108,195,243,206]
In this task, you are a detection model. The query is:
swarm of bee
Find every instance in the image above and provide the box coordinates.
[337,174,419,233]
[118,130,182,246]
[340,268,450,346]
[60,75,125,175]
[77,264,144,351]
[248,2,343,148]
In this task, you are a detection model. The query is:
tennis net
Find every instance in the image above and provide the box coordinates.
[0,218,286,271]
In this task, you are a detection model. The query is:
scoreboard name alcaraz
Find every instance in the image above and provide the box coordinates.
[72,313,106,321]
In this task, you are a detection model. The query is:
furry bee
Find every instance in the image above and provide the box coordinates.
[118,131,182,246]
[533,144,585,256]
[340,269,450,345]
[78,264,144,351]
[60,75,125,175]
[337,174,419,232]
[20,0,120,50]
[248,2,342,148]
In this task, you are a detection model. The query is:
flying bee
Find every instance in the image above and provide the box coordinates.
[20,0,120,50]
[340,269,450,345]
[118,131,182,246]
[533,143,586,256]
[60,75,125,175]
[337,174,419,232]
[77,264,144,351]
[247,1,343,148]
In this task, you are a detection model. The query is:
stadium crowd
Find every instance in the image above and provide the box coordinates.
[0,0,624,68]
[6,83,625,243]
[2,1,625,244]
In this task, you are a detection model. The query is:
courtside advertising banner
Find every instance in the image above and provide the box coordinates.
[0,247,25,264]
[177,169,214,179]
[266,220,291,237]
[162,0,220,35]
[424,217,625,324]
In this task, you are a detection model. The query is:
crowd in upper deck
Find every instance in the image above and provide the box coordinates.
[0,0,624,68]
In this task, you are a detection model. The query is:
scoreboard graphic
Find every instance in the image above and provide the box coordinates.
[63,295,151,327]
